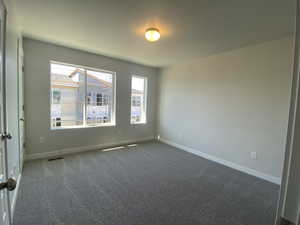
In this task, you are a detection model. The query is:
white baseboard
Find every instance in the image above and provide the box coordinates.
[25,137,155,161]
[160,138,281,185]
[10,173,22,222]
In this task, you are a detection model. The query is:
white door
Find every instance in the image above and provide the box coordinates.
[0,1,16,224]
[0,2,9,224]
[17,39,24,169]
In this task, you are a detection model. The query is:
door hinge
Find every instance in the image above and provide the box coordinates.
[22,65,24,72]
[23,142,26,148]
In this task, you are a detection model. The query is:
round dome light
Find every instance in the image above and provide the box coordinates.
[145,28,160,42]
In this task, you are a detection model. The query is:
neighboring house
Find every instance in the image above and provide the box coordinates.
[131,88,144,123]
[51,68,143,127]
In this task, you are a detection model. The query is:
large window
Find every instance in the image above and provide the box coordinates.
[50,62,115,129]
[131,76,147,124]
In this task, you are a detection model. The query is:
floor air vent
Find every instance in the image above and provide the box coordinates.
[127,144,138,147]
[101,144,138,152]
[102,146,125,152]
[48,157,64,161]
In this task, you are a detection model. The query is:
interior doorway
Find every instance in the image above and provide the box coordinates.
[17,38,24,170]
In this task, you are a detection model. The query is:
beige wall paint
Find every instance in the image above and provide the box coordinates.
[23,38,158,155]
[158,37,294,179]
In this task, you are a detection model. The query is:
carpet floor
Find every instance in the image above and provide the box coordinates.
[13,141,279,225]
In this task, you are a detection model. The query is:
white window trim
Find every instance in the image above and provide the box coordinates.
[130,75,148,125]
[49,60,116,130]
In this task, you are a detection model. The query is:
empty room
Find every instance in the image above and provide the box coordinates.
[0,0,300,225]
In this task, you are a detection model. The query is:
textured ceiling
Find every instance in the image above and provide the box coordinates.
[12,0,295,67]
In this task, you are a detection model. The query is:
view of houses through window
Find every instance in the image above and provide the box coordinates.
[50,62,115,128]
[131,76,147,124]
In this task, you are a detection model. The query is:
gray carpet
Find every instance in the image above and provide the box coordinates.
[13,141,279,225]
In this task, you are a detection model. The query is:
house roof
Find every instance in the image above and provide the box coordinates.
[52,69,143,94]
[69,69,113,88]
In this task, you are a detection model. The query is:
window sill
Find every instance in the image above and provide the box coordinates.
[131,122,147,125]
[51,123,116,130]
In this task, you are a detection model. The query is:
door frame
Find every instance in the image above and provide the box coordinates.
[275,0,300,224]
[0,0,11,224]
[17,38,24,172]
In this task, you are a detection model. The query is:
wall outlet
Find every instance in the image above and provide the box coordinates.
[39,137,45,143]
[250,152,257,160]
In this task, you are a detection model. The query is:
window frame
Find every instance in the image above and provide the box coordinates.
[49,60,116,130]
[130,75,148,125]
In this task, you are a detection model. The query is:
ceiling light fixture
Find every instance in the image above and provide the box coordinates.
[145,28,160,42]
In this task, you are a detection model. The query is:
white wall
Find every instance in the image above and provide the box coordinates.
[3,0,21,217]
[158,37,294,181]
[23,38,158,156]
